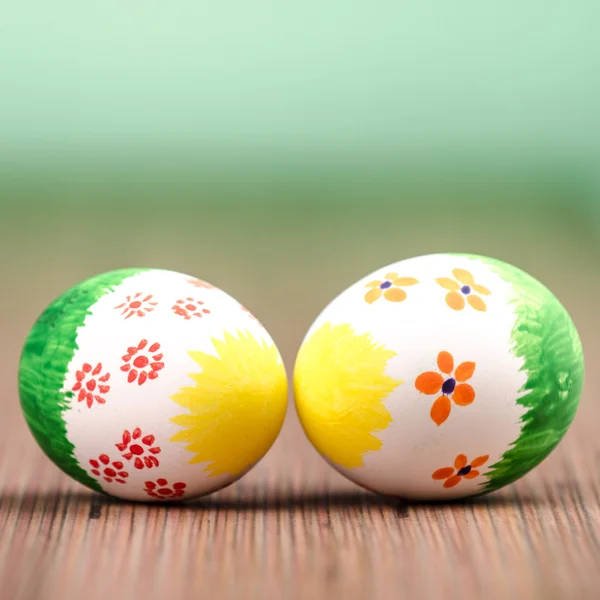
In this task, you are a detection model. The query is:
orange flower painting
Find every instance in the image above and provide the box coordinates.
[364,273,418,304]
[436,268,491,312]
[415,351,476,426]
[432,454,489,488]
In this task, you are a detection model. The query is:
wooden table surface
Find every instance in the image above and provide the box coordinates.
[1,203,599,600]
[2,363,599,600]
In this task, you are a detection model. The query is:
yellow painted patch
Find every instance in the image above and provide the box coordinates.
[170,330,288,477]
[293,322,401,469]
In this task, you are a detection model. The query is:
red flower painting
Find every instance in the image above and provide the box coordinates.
[114,293,158,319]
[143,479,187,500]
[89,454,129,484]
[120,339,164,385]
[116,428,161,469]
[187,278,214,289]
[72,362,110,408]
[172,297,211,320]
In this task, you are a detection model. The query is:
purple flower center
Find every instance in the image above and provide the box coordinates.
[457,465,471,477]
[461,285,471,295]
[442,378,456,395]
[380,280,393,290]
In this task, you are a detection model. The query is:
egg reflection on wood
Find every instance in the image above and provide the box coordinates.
[18,268,288,502]
[293,253,584,500]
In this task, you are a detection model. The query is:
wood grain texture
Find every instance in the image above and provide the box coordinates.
[1,372,599,600]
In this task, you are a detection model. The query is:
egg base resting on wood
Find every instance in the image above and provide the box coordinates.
[18,268,288,502]
[293,253,584,500]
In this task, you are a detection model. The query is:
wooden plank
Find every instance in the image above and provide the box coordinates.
[1,379,598,600]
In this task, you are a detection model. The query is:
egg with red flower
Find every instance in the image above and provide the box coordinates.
[18,268,288,502]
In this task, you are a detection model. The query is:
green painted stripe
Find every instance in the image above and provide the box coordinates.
[466,255,584,493]
[18,268,149,492]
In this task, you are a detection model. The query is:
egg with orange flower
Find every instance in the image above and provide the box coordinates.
[294,253,584,500]
[18,268,288,502]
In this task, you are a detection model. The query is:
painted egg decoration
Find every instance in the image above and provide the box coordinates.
[18,268,288,502]
[294,253,584,500]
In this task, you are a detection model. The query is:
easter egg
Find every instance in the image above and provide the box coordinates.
[19,268,288,502]
[293,253,584,500]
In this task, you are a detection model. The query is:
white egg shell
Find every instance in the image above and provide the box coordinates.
[293,253,584,500]
[19,268,288,502]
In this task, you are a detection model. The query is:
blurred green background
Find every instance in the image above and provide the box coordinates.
[1,2,599,383]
